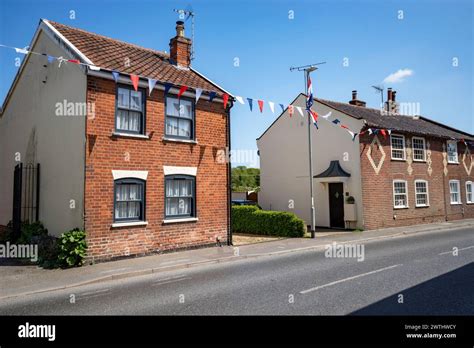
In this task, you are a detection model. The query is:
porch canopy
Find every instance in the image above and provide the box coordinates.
[313,160,351,183]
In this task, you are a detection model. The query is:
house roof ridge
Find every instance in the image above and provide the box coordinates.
[45,19,170,59]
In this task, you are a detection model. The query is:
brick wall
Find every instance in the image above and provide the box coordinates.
[360,133,474,230]
[85,76,229,261]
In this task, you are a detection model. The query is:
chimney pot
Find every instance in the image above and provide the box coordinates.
[176,21,185,37]
[387,88,393,102]
[352,90,357,100]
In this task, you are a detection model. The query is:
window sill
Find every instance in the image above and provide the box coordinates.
[450,202,462,205]
[112,132,150,140]
[394,206,409,209]
[391,158,406,161]
[413,160,426,163]
[415,205,430,208]
[162,217,198,224]
[162,136,198,144]
[467,202,474,205]
[111,221,148,228]
[447,162,459,165]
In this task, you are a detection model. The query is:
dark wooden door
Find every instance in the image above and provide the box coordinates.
[329,183,345,228]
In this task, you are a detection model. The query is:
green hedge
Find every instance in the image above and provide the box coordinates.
[232,205,305,237]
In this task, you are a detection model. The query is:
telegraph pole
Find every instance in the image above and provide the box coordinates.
[290,62,325,238]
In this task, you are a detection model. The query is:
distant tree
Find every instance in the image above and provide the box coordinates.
[231,166,260,192]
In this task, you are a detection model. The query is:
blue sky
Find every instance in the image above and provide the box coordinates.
[1,0,472,168]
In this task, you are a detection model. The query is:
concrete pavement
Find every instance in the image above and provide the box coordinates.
[0,218,473,301]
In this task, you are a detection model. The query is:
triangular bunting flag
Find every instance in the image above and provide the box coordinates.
[268,101,275,114]
[380,129,387,137]
[340,124,349,129]
[130,74,139,91]
[195,88,203,103]
[288,105,294,117]
[247,98,253,111]
[112,71,120,83]
[279,104,285,112]
[258,100,264,113]
[178,85,188,99]
[368,128,373,135]
[332,119,341,125]
[209,91,217,102]
[164,83,173,95]
[296,106,304,117]
[387,129,392,135]
[14,47,29,54]
[223,93,229,109]
[235,96,245,104]
[47,55,55,64]
[321,112,332,119]
[68,59,80,64]
[148,78,157,96]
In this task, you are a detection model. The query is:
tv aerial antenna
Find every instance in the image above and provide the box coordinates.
[173,6,195,61]
[371,85,384,106]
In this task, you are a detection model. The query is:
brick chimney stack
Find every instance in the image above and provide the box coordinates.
[348,90,366,107]
[385,88,398,114]
[169,21,192,68]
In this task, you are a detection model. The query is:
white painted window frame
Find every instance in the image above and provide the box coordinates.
[390,134,406,161]
[393,180,409,209]
[466,181,473,204]
[414,180,429,207]
[449,179,461,205]
[447,140,459,164]
[412,136,426,162]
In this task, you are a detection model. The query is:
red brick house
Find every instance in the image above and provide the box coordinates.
[0,19,233,261]
[258,90,474,231]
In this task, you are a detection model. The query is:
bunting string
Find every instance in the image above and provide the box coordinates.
[1,42,471,145]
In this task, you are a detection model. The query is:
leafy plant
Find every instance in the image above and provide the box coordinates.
[17,221,48,244]
[232,206,305,237]
[58,228,87,267]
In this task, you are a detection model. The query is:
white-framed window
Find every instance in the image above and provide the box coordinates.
[449,180,461,204]
[466,181,473,204]
[412,137,426,162]
[391,134,406,160]
[447,140,458,164]
[414,180,429,207]
[393,180,408,208]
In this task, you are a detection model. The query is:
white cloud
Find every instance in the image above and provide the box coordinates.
[383,69,414,84]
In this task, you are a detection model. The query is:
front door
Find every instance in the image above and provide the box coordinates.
[329,183,345,229]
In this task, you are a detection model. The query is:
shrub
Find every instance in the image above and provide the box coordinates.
[32,235,60,269]
[15,221,48,244]
[232,206,305,237]
[58,228,87,268]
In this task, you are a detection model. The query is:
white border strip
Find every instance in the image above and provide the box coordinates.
[112,170,148,181]
[163,166,197,176]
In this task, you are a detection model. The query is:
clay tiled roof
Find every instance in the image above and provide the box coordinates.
[316,98,474,140]
[46,20,226,93]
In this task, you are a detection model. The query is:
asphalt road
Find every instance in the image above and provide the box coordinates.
[0,227,473,315]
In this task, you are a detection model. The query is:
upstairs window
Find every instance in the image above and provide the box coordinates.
[165,175,196,218]
[116,86,145,134]
[466,181,473,204]
[449,180,461,204]
[412,137,426,162]
[165,96,195,140]
[391,134,406,160]
[393,180,408,208]
[414,180,429,207]
[447,141,458,164]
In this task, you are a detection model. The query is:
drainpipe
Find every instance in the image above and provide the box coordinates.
[226,98,234,246]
